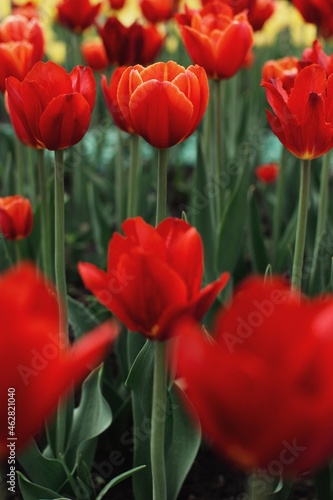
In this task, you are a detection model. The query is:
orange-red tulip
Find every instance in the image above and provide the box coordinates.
[12,1,39,20]
[262,56,300,93]
[106,61,209,148]
[172,277,333,475]
[57,0,102,33]
[82,39,108,71]
[98,17,164,66]
[6,61,96,150]
[0,195,33,240]
[201,0,275,30]
[176,2,254,79]
[101,66,133,134]
[0,14,44,92]
[78,217,229,340]
[262,64,333,160]
[0,263,119,457]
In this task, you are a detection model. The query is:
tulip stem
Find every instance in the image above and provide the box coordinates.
[151,341,168,500]
[272,146,287,266]
[15,136,24,196]
[156,148,168,225]
[127,134,140,218]
[291,159,311,291]
[213,79,223,221]
[54,149,68,332]
[150,147,169,500]
[37,150,52,280]
[309,152,330,294]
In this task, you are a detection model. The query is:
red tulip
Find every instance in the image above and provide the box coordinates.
[0,14,44,92]
[292,0,333,38]
[56,0,102,33]
[78,217,229,340]
[81,39,108,71]
[109,0,126,9]
[247,0,276,31]
[261,64,333,160]
[0,263,119,457]
[139,0,179,23]
[255,163,279,183]
[176,1,254,79]
[101,66,133,134]
[262,56,300,93]
[172,277,333,475]
[105,61,209,148]
[201,0,256,14]
[6,61,96,150]
[12,1,39,20]
[302,39,333,77]
[98,17,164,66]
[0,195,33,240]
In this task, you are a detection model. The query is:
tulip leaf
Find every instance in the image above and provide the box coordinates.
[95,465,146,500]
[248,186,269,273]
[165,384,201,500]
[216,153,250,275]
[68,295,100,340]
[65,365,112,471]
[17,472,70,500]
[18,439,67,491]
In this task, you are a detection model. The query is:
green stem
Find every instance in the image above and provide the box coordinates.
[15,136,24,195]
[127,134,140,218]
[156,148,168,225]
[150,148,169,500]
[213,79,223,220]
[37,150,52,280]
[291,159,311,291]
[309,152,330,293]
[272,146,287,266]
[27,146,36,203]
[115,129,125,227]
[14,240,21,262]
[247,473,274,500]
[151,341,168,500]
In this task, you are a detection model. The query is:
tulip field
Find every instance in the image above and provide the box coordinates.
[3,0,333,499]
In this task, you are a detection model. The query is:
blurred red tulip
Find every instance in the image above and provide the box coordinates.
[105,61,209,148]
[262,64,333,160]
[201,0,256,14]
[248,0,276,31]
[78,217,229,340]
[0,14,44,92]
[172,277,333,475]
[81,39,108,71]
[6,61,96,150]
[0,263,119,457]
[262,56,300,93]
[302,39,333,76]
[176,2,253,79]
[109,0,126,8]
[255,163,279,183]
[0,195,33,240]
[139,0,179,23]
[292,0,333,38]
[98,17,164,66]
[12,1,39,19]
[56,0,102,33]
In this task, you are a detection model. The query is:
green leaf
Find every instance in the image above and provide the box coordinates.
[165,384,201,500]
[126,340,154,416]
[65,365,112,471]
[216,153,250,274]
[68,296,99,340]
[248,186,269,273]
[95,465,146,500]
[17,472,70,500]
[18,440,67,491]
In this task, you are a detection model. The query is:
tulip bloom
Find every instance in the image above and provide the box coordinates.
[176,2,253,79]
[255,163,279,183]
[292,0,333,38]
[0,14,44,92]
[106,61,209,148]
[0,263,119,457]
[101,66,132,134]
[12,2,39,20]
[172,277,333,475]
[247,0,276,31]
[302,39,333,76]
[78,217,229,340]
[98,17,164,66]
[0,195,33,240]
[262,64,333,160]
[262,56,300,93]
[82,39,108,71]
[6,61,96,150]
[109,0,126,9]
[139,0,179,23]
[56,0,102,33]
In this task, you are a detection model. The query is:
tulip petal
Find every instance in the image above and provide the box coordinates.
[288,64,326,122]
[101,68,133,133]
[179,26,216,78]
[129,80,194,148]
[215,21,253,79]
[139,61,184,83]
[39,93,91,150]
[69,65,96,111]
